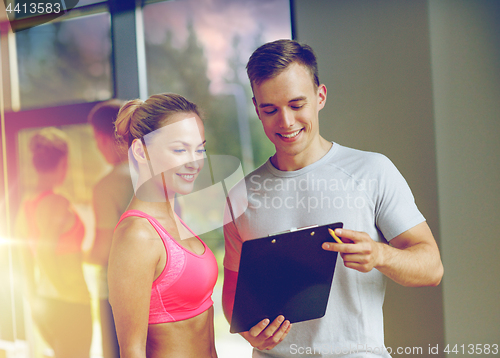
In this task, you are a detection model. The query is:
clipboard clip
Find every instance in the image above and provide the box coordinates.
[268,224,319,237]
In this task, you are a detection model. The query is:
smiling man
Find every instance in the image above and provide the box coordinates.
[222,39,443,357]
[252,60,330,171]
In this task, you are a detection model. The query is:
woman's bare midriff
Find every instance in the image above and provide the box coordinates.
[146,306,217,358]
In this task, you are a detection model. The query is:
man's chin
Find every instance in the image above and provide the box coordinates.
[274,140,304,155]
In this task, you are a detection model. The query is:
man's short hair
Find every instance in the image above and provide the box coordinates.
[88,99,125,138]
[246,39,320,90]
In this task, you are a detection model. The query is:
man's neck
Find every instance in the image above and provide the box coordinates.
[271,137,332,171]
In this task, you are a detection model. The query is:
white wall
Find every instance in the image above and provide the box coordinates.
[428,0,500,345]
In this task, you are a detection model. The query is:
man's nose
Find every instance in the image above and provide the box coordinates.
[278,108,294,128]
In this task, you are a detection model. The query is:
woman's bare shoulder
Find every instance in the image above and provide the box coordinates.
[36,193,73,231]
[109,214,163,282]
[113,215,161,248]
[38,192,70,212]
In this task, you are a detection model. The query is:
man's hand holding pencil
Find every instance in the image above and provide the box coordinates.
[323,228,382,273]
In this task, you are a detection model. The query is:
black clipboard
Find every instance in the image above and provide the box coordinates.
[229,222,343,333]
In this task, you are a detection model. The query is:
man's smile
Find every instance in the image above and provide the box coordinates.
[277,128,303,140]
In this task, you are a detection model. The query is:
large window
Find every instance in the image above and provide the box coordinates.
[12,5,112,110]
[0,1,292,357]
[143,0,291,172]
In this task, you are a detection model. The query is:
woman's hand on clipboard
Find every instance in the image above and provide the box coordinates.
[240,315,292,350]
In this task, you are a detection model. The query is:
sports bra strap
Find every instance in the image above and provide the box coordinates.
[116,210,195,238]
[30,190,54,206]
[115,209,207,255]
[116,209,151,224]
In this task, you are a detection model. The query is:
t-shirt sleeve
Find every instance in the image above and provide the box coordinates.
[223,203,243,272]
[374,155,426,241]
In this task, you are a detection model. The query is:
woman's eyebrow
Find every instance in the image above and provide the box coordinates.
[167,140,206,147]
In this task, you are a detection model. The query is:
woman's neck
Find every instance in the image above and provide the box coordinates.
[35,174,58,193]
[129,189,176,219]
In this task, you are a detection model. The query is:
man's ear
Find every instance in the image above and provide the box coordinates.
[131,139,149,164]
[252,97,262,121]
[317,84,327,110]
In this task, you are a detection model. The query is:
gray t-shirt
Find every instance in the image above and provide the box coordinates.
[224,142,425,357]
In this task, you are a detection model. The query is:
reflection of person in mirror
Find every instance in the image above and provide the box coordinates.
[86,100,134,358]
[16,127,92,358]
[108,93,218,358]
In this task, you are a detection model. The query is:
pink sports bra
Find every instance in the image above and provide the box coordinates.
[24,190,85,255]
[116,210,218,324]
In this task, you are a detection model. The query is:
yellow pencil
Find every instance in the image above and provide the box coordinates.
[328,228,343,244]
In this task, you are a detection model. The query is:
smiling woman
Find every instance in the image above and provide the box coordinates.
[108,93,219,358]
[142,113,206,197]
